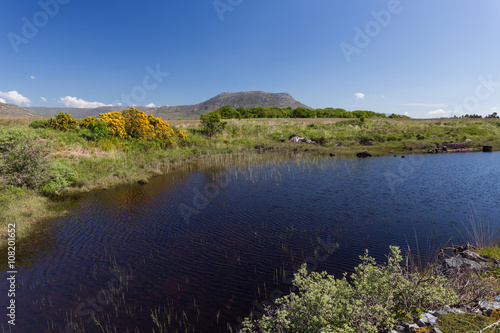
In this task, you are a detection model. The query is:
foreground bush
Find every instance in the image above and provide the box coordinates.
[242,246,458,333]
[0,129,51,188]
[38,161,78,196]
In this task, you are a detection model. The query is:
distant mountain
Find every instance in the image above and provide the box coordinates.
[0,103,44,118]
[23,91,311,120]
[150,91,312,119]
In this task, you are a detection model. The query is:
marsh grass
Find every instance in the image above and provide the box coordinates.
[463,205,500,250]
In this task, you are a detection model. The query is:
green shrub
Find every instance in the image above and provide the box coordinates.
[51,112,78,131]
[87,119,110,141]
[200,112,227,137]
[0,130,51,188]
[29,118,53,129]
[242,246,458,333]
[38,161,78,196]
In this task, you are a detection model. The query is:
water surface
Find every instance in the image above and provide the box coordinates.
[1,152,499,332]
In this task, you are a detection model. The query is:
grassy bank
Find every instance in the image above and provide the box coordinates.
[1,116,499,247]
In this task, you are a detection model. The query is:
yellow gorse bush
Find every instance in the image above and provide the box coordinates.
[99,111,127,139]
[122,107,155,141]
[176,129,188,140]
[147,114,175,140]
[96,107,186,143]
[79,116,97,129]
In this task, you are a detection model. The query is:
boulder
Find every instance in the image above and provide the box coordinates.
[356,151,372,158]
[417,312,438,327]
[478,300,500,311]
[289,135,306,143]
[483,146,493,152]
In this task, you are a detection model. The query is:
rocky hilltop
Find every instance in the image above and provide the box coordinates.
[0,103,43,118]
[21,91,311,119]
[150,91,312,119]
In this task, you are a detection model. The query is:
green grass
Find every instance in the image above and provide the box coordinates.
[478,245,500,259]
[437,313,500,333]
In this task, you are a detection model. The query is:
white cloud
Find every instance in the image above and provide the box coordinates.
[116,102,123,106]
[490,107,498,112]
[428,109,447,116]
[380,95,385,99]
[404,103,447,108]
[59,96,112,108]
[0,98,5,104]
[404,112,409,116]
[145,103,156,108]
[0,90,31,106]
[41,97,47,102]
[354,93,365,100]
[30,76,36,80]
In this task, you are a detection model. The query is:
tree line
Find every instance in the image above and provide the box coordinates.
[208,105,410,119]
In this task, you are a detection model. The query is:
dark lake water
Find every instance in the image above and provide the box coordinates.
[1,152,499,332]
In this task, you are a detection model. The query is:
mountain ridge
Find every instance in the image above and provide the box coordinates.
[22,91,311,119]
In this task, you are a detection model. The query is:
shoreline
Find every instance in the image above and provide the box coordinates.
[1,117,499,248]
[0,146,496,250]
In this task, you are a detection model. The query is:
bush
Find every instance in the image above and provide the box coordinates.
[0,130,51,188]
[200,112,227,137]
[80,117,110,141]
[51,112,78,131]
[99,112,127,138]
[38,161,78,196]
[97,108,184,144]
[242,246,458,333]
[29,118,53,129]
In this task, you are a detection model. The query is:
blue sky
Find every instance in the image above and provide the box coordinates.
[1,0,500,118]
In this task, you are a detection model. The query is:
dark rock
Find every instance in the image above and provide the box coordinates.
[483,146,493,152]
[360,139,375,146]
[138,179,148,185]
[401,155,405,158]
[356,151,372,158]
[329,153,336,157]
